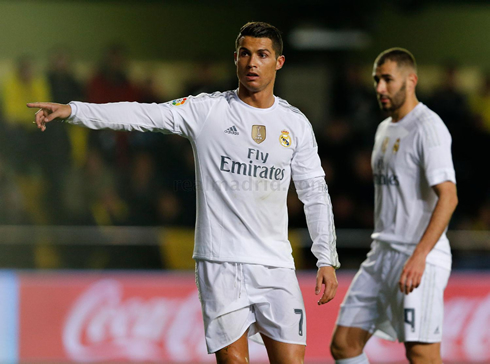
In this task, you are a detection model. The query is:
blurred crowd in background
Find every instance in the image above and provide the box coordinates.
[0,44,489,269]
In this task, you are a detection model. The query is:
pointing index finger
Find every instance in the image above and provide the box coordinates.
[27,102,54,110]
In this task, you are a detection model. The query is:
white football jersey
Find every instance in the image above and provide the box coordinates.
[68,90,338,269]
[371,103,456,270]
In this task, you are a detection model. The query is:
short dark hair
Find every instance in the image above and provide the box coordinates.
[235,22,283,57]
[374,47,417,73]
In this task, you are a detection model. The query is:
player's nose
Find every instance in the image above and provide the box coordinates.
[376,81,386,94]
[247,54,258,68]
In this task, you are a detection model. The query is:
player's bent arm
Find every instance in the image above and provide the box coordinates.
[413,181,458,258]
[399,181,458,294]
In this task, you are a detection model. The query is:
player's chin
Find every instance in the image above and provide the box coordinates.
[242,82,263,93]
[379,103,392,112]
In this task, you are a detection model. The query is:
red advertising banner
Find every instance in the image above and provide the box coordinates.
[18,271,490,363]
[19,273,212,363]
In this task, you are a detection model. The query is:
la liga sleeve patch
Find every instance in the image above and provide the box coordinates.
[170,97,188,106]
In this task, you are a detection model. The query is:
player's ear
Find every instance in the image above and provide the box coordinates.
[408,72,418,91]
[276,55,285,71]
[234,51,238,65]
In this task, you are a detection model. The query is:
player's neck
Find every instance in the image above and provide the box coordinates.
[237,84,275,109]
[391,96,419,122]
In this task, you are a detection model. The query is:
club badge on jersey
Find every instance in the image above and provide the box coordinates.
[393,138,400,153]
[382,137,389,153]
[279,130,291,147]
[252,125,266,144]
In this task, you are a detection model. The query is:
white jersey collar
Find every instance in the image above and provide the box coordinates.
[234,89,278,112]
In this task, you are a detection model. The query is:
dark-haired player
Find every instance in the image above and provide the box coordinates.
[330,48,458,364]
[29,22,339,364]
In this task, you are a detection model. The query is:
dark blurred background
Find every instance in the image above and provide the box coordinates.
[0,0,488,271]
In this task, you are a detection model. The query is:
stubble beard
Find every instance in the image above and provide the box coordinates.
[379,81,407,114]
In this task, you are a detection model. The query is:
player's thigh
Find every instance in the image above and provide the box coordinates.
[336,245,386,331]
[261,334,305,364]
[398,264,450,343]
[250,266,306,345]
[215,330,250,364]
[404,342,442,364]
[196,260,255,353]
[330,325,372,359]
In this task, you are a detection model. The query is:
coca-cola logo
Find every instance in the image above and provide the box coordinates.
[63,279,209,362]
[61,278,490,363]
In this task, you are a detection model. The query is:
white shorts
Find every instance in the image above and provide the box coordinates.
[195,260,306,353]
[336,241,450,343]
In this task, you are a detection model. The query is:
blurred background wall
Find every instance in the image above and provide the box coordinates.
[0,0,488,270]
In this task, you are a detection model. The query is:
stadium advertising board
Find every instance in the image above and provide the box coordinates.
[0,272,18,363]
[13,271,490,363]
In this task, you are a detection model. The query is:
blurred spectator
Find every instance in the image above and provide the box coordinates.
[426,62,478,226]
[331,193,357,228]
[317,117,358,191]
[123,151,159,226]
[472,200,490,230]
[128,73,168,153]
[47,46,84,104]
[469,72,490,135]
[330,62,379,139]
[61,148,128,226]
[287,184,307,229]
[42,47,85,221]
[426,61,469,137]
[184,58,227,96]
[0,153,30,224]
[349,148,374,229]
[0,56,54,224]
[48,46,89,170]
[138,73,166,104]
[87,43,139,103]
[1,55,51,174]
[169,143,197,227]
[156,189,184,226]
[316,116,369,229]
[87,43,139,169]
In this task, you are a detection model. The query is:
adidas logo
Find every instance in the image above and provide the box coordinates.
[224,126,239,135]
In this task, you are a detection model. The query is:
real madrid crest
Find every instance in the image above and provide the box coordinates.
[392,138,400,153]
[279,130,291,147]
[381,137,389,153]
[252,125,266,144]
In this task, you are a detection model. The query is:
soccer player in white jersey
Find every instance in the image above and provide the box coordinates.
[330,48,458,364]
[28,22,340,364]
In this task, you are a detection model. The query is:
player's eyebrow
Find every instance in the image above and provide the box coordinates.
[238,46,272,53]
[374,73,394,79]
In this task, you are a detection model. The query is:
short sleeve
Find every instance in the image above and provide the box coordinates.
[291,121,325,182]
[418,119,456,187]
